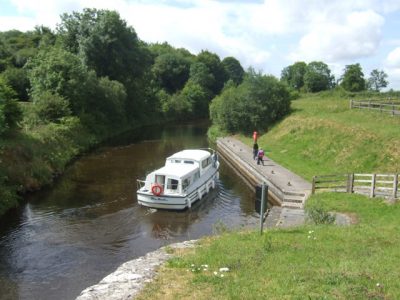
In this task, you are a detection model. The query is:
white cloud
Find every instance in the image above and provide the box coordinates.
[290,10,384,63]
[0,16,36,31]
[385,47,400,67]
[384,47,400,89]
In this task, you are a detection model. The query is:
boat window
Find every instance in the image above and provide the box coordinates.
[174,160,181,163]
[201,157,211,169]
[184,160,194,164]
[182,178,190,190]
[167,179,179,190]
[193,171,200,181]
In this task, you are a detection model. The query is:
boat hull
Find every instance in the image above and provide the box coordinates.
[137,172,218,210]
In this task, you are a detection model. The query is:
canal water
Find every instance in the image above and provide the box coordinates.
[0,122,259,300]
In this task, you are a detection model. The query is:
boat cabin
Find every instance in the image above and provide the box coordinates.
[145,149,214,195]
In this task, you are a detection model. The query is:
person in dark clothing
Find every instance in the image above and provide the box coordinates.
[253,143,259,160]
[257,148,265,165]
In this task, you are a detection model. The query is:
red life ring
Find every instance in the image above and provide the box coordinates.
[151,183,163,196]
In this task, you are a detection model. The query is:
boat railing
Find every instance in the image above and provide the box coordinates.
[136,179,146,190]
[199,147,216,155]
[137,179,167,192]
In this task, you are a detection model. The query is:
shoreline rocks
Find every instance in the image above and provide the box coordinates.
[76,240,197,300]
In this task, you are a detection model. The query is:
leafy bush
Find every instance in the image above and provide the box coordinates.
[0,78,22,135]
[32,91,71,123]
[210,70,291,133]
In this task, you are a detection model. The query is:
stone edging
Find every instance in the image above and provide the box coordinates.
[76,240,198,300]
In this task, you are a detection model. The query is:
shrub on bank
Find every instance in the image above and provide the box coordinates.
[210,70,291,134]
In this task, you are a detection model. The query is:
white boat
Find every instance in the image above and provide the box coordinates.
[137,148,219,210]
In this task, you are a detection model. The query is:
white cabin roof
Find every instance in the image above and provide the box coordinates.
[168,149,210,162]
[154,163,198,179]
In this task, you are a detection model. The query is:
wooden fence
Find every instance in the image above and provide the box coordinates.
[312,173,399,199]
[350,99,400,116]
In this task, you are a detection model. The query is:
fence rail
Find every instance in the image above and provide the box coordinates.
[350,99,400,116]
[312,173,399,199]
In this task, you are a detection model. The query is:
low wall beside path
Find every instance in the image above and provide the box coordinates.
[217,137,312,209]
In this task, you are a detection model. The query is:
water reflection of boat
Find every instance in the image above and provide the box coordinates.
[137,148,219,210]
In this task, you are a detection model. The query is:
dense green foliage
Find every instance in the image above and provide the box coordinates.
[137,193,400,299]
[280,61,307,90]
[210,70,290,133]
[304,61,334,92]
[340,63,366,92]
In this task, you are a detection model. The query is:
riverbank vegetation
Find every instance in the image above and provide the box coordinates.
[0,8,247,216]
[136,193,400,299]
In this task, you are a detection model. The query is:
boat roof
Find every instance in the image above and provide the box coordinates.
[168,149,210,162]
[154,163,198,178]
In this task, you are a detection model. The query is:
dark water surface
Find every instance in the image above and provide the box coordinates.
[0,123,259,300]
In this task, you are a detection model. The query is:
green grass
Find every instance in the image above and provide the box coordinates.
[137,194,400,299]
[136,92,400,299]
[237,93,400,180]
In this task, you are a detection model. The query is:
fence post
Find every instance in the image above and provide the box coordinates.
[350,100,353,110]
[369,101,371,110]
[370,174,376,198]
[394,174,398,199]
[393,105,395,116]
[312,176,316,194]
[347,173,354,193]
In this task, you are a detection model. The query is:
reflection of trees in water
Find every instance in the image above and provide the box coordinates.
[146,209,194,240]
[145,188,221,240]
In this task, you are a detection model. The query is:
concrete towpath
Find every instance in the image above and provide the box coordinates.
[217,137,312,208]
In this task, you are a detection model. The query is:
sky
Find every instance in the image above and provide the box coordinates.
[1,0,400,90]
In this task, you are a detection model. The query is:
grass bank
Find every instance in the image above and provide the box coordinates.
[236,92,400,180]
[136,193,400,299]
[0,114,146,216]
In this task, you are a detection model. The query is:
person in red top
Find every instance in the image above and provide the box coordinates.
[253,131,258,143]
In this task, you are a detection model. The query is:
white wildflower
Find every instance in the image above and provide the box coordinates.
[220,274,224,278]
[213,271,218,276]
[219,267,229,272]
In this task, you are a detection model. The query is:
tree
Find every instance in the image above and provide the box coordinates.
[221,56,244,85]
[367,69,388,92]
[340,63,366,92]
[26,46,90,115]
[196,50,227,95]
[304,61,334,92]
[58,9,150,83]
[0,67,30,101]
[181,80,211,118]
[210,70,290,133]
[280,61,307,90]
[152,52,191,93]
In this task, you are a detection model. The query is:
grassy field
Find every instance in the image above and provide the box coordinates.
[238,92,400,180]
[135,92,400,299]
[136,193,400,299]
